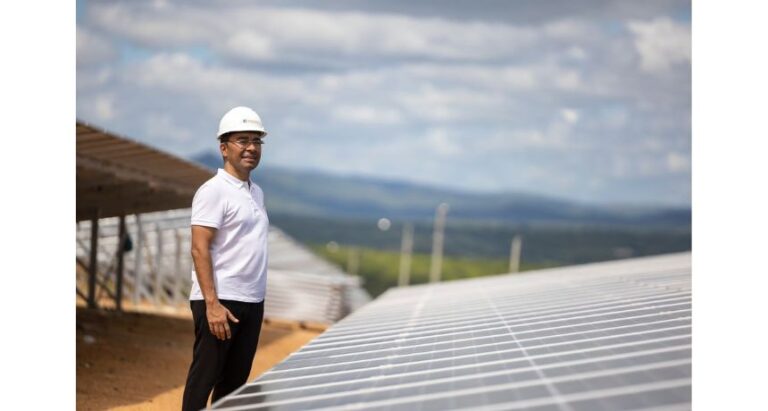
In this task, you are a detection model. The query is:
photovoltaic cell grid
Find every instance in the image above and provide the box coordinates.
[212,252,691,411]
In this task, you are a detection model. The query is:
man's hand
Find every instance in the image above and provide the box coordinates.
[206,301,240,340]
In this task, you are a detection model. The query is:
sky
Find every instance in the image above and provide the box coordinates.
[76,0,691,207]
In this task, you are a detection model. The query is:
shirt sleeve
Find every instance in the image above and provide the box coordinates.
[191,183,225,229]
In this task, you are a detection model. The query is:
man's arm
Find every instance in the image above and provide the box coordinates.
[191,225,239,340]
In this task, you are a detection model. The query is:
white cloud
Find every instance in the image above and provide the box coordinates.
[600,107,629,129]
[566,46,588,61]
[332,105,403,125]
[425,128,461,156]
[666,152,690,173]
[89,3,217,46]
[611,156,628,178]
[509,129,551,147]
[641,137,665,152]
[402,64,539,91]
[394,84,508,123]
[151,0,171,10]
[76,67,114,91]
[77,26,116,66]
[94,95,116,121]
[542,19,596,40]
[76,2,692,205]
[224,31,275,60]
[486,124,573,151]
[245,9,539,61]
[130,53,308,107]
[144,113,193,142]
[561,108,580,124]
[627,17,691,73]
[553,69,584,91]
[86,3,588,64]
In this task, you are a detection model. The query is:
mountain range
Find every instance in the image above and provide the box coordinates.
[191,152,690,228]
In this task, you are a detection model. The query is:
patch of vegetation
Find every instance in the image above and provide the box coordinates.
[311,245,558,297]
[272,213,691,265]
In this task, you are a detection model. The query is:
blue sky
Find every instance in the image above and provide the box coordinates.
[76,0,691,207]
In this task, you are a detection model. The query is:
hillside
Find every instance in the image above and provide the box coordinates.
[188,151,691,289]
[190,151,691,228]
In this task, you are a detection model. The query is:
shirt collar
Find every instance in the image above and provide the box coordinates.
[217,168,251,189]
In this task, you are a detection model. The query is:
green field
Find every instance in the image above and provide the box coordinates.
[311,245,558,297]
[270,213,691,265]
[271,212,691,298]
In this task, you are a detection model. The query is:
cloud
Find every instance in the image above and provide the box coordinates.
[566,46,588,61]
[627,17,691,73]
[560,108,580,124]
[77,26,116,66]
[86,3,598,66]
[88,3,218,47]
[76,66,114,91]
[394,83,507,123]
[94,94,116,121]
[484,113,579,152]
[144,113,194,142]
[224,31,275,60]
[129,53,308,108]
[542,18,597,40]
[76,1,691,206]
[425,128,461,156]
[666,152,690,173]
[599,107,629,129]
[332,105,403,125]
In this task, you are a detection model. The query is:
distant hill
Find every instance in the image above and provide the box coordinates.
[190,151,691,228]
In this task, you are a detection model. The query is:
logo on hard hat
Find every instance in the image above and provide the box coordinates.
[243,119,258,124]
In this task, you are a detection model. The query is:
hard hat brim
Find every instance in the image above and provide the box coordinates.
[217,129,268,139]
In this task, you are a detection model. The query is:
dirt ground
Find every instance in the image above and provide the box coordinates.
[76,304,324,410]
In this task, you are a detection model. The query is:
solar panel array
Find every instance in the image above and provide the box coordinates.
[212,252,691,411]
[76,209,370,323]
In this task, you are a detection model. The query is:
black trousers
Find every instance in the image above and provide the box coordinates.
[182,299,265,411]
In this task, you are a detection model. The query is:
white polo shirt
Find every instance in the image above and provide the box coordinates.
[189,168,269,303]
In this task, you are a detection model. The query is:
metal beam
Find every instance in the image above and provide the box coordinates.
[155,223,164,306]
[116,215,126,311]
[134,213,144,305]
[78,192,185,210]
[76,195,190,222]
[76,154,196,198]
[76,178,149,194]
[95,275,116,301]
[88,217,99,309]
[76,286,87,302]
[76,184,158,205]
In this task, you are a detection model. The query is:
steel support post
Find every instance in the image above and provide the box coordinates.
[88,217,99,309]
[115,214,126,311]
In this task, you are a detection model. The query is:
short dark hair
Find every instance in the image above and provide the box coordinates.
[218,132,234,143]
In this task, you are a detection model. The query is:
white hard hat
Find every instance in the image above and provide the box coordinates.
[217,106,267,138]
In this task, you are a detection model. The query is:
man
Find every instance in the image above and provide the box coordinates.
[182,106,270,411]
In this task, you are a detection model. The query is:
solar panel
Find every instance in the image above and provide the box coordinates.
[212,252,691,410]
[76,210,370,322]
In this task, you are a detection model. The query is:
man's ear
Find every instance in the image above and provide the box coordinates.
[219,142,228,162]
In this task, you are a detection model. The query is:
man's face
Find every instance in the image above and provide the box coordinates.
[220,131,264,172]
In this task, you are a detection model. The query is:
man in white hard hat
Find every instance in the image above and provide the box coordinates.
[182,106,269,411]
